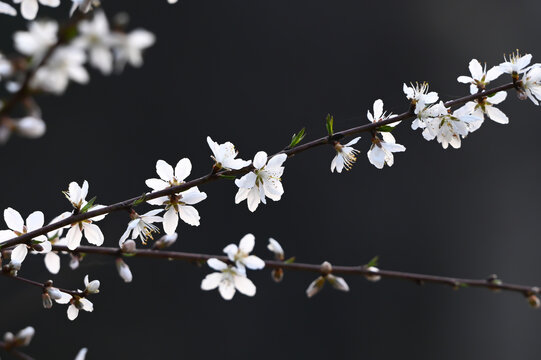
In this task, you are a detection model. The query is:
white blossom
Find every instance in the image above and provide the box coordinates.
[31,46,89,95]
[70,0,96,16]
[201,258,256,300]
[119,209,163,246]
[67,297,94,321]
[112,28,155,71]
[366,99,406,169]
[223,233,265,274]
[13,0,60,20]
[153,232,178,249]
[520,66,541,105]
[403,82,439,116]
[14,20,58,58]
[75,10,114,74]
[146,158,207,234]
[207,136,251,170]
[457,59,502,94]
[15,116,46,138]
[235,152,287,212]
[454,91,508,129]
[0,2,17,16]
[499,50,533,76]
[3,326,35,347]
[116,258,133,283]
[330,137,360,173]
[63,180,107,250]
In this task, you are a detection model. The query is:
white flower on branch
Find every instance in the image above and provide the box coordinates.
[306,262,350,298]
[0,1,17,16]
[457,59,502,94]
[201,258,256,300]
[366,99,406,169]
[207,136,251,170]
[153,232,178,249]
[235,152,287,212]
[330,137,360,173]
[31,46,89,95]
[520,67,541,105]
[75,10,114,75]
[13,0,60,20]
[146,158,208,234]
[111,28,155,72]
[223,233,265,274]
[14,20,58,58]
[3,326,35,347]
[403,82,439,117]
[422,102,482,149]
[67,297,94,321]
[119,209,163,246]
[454,91,508,129]
[84,274,100,294]
[63,180,107,250]
[499,50,533,76]
[116,258,133,283]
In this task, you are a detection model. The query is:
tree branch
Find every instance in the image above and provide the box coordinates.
[3,272,82,298]
[0,342,35,360]
[0,81,519,249]
[53,244,540,298]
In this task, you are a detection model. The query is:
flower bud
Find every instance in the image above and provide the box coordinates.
[84,275,100,294]
[42,293,53,309]
[306,276,326,298]
[14,326,35,346]
[364,266,381,282]
[267,238,284,260]
[116,258,133,283]
[15,117,46,139]
[528,294,540,309]
[153,233,178,249]
[320,261,332,275]
[47,286,63,300]
[271,268,284,283]
[121,239,136,253]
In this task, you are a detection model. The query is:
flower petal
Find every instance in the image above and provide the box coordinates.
[4,207,24,233]
[201,272,222,290]
[163,207,179,235]
[44,252,60,274]
[156,160,174,181]
[83,223,104,246]
[174,158,192,182]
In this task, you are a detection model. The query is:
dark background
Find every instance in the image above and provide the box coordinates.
[1,0,541,358]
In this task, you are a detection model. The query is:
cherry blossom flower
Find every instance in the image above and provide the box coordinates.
[14,20,58,58]
[66,297,94,321]
[119,209,163,246]
[520,67,541,105]
[42,212,72,274]
[235,152,287,212]
[330,137,360,173]
[454,91,508,128]
[31,46,89,95]
[63,180,107,250]
[223,234,265,274]
[457,59,502,94]
[366,99,406,169]
[201,258,256,300]
[84,274,100,294]
[13,0,60,20]
[0,2,17,16]
[112,28,155,71]
[116,258,133,283]
[403,82,439,116]
[499,50,533,76]
[422,103,482,149]
[207,136,251,170]
[306,262,350,297]
[146,158,207,234]
[75,10,114,75]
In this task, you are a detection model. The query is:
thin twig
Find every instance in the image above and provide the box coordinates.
[53,244,540,298]
[0,342,35,360]
[0,82,518,249]
[3,272,81,297]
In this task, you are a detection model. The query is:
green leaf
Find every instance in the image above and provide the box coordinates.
[284,256,296,264]
[218,174,237,180]
[80,196,97,213]
[365,256,379,268]
[288,127,306,148]
[131,193,147,207]
[325,114,334,136]
[122,253,137,257]
[377,125,394,132]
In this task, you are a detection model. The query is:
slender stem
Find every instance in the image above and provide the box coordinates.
[0,342,35,360]
[3,273,81,297]
[0,82,518,249]
[53,244,540,298]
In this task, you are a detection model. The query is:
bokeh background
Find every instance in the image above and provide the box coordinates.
[1,0,541,358]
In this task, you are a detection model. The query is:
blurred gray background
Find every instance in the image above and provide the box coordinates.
[1,0,541,358]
